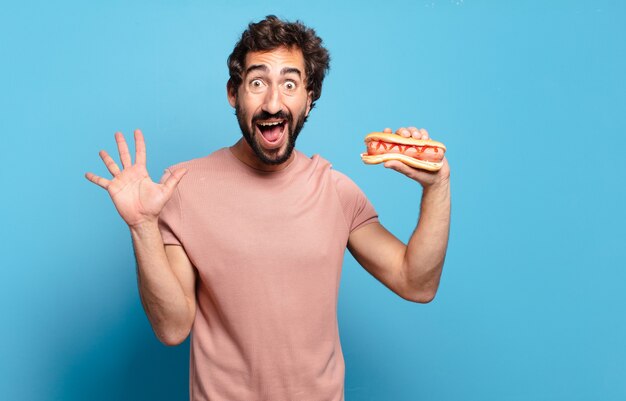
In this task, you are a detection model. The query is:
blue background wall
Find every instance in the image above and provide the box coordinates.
[2,1,625,400]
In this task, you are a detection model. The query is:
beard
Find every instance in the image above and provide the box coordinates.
[235,102,307,165]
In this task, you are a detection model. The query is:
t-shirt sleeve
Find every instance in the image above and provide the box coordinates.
[332,170,379,233]
[158,168,183,246]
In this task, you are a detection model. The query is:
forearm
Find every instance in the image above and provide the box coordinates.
[403,179,451,302]
[130,222,193,344]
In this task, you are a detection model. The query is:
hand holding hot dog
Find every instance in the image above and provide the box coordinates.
[362,127,450,188]
[85,129,187,228]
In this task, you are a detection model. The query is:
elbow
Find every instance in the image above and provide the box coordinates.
[159,336,186,347]
[156,327,191,347]
[400,286,438,304]
[398,265,443,304]
[410,290,437,304]
[151,306,196,346]
[403,291,436,304]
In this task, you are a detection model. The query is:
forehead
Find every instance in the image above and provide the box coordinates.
[243,46,305,76]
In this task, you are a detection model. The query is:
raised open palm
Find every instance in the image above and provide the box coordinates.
[85,129,187,227]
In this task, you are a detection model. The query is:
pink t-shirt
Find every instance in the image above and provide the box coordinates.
[158,148,378,401]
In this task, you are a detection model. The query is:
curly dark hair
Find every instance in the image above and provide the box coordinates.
[227,15,331,111]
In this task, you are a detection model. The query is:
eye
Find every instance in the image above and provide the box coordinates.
[284,81,296,91]
[248,79,267,92]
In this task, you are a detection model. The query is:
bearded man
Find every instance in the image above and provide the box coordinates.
[86,15,450,401]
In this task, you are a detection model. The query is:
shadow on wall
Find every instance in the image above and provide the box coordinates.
[48,258,388,401]
[49,302,385,401]
[53,301,189,401]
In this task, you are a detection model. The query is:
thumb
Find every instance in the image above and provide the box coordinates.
[162,168,188,194]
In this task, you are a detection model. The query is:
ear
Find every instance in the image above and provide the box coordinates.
[305,91,313,117]
[227,81,237,108]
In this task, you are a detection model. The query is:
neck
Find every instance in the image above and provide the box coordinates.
[230,139,295,172]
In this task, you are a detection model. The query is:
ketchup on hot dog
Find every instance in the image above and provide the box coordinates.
[361,132,446,171]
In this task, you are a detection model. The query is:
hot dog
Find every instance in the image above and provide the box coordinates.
[360,132,446,171]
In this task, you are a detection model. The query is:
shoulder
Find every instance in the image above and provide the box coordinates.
[297,151,332,172]
[164,148,231,174]
[310,155,378,231]
[161,148,234,193]
[302,152,364,196]
[330,169,367,202]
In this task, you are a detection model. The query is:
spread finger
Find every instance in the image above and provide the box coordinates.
[115,132,132,169]
[135,129,146,166]
[85,172,110,189]
[99,150,121,176]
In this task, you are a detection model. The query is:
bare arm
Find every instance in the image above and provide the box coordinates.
[348,127,451,303]
[86,130,194,345]
[131,225,197,345]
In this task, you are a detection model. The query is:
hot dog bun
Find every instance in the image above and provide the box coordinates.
[361,132,446,172]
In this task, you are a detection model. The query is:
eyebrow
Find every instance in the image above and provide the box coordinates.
[281,67,302,77]
[245,64,302,78]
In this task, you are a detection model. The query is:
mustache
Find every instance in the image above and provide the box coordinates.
[252,110,291,123]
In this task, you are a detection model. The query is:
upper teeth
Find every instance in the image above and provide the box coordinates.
[258,121,282,126]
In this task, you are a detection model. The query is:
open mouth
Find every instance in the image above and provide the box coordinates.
[256,120,287,144]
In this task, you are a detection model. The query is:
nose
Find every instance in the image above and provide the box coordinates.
[262,84,282,115]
